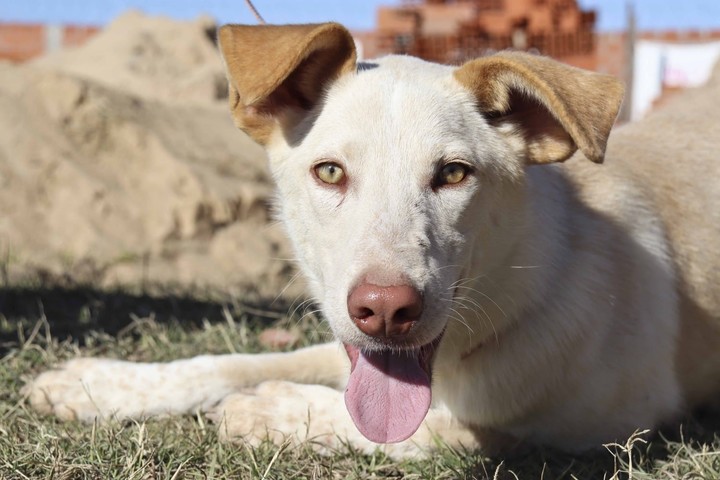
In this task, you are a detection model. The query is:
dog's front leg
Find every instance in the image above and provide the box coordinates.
[24,342,349,422]
[210,381,478,458]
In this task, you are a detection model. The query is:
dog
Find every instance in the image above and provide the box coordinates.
[25,23,720,458]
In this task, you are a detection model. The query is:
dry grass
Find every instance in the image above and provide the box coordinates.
[1,286,720,479]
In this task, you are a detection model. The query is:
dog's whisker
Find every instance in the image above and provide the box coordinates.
[452,285,509,321]
[447,307,474,335]
[428,264,464,276]
[270,256,301,262]
[451,294,484,312]
[285,295,309,316]
[449,274,489,289]
[300,307,322,318]
[272,271,303,305]
[450,296,498,344]
[289,299,317,325]
[297,308,326,336]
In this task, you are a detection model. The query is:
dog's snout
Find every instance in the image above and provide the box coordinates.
[347,283,423,338]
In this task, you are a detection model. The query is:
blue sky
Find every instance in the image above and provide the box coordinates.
[1,1,719,32]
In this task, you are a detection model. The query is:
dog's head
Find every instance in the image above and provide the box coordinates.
[219,23,623,443]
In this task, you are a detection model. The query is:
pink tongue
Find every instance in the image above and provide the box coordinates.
[344,348,431,443]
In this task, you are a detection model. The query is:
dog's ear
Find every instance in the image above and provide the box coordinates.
[218,23,357,145]
[455,52,624,164]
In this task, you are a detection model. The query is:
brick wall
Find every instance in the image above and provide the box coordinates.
[373,0,598,67]
[0,24,45,62]
[63,25,100,48]
[0,23,99,62]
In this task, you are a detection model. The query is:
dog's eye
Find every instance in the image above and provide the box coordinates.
[436,162,471,187]
[313,162,346,185]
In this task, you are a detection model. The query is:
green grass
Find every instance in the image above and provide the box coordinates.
[1,286,720,479]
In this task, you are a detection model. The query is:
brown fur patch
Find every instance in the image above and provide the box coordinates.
[454,52,624,164]
[218,23,357,145]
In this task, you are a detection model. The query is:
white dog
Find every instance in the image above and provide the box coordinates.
[26,23,720,458]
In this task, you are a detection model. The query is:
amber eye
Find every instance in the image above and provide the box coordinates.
[313,162,346,185]
[436,162,471,187]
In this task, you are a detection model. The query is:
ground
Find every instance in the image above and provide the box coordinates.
[1,285,719,479]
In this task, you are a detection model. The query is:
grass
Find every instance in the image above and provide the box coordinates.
[1,286,720,479]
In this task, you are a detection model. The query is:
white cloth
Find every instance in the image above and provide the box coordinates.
[632,40,720,120]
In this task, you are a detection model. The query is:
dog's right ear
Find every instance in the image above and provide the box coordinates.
[218,23,357,145]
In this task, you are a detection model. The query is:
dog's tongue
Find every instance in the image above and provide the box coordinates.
[344,347,431,443]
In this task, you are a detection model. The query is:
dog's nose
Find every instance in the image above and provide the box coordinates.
[347,283,424,338]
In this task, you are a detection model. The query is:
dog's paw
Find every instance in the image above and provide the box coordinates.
[207,381,357,451]
[24,358,164,421]
[206,381,454,458]
[24,356,236,422]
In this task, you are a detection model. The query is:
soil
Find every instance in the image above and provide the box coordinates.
[0,12,302,300]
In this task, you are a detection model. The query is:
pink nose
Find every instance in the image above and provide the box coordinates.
[347,283,424,338]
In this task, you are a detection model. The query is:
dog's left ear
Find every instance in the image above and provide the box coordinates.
[218,23,357,145]
[455,52,624,164]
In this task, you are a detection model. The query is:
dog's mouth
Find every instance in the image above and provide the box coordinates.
[343,332,444,443]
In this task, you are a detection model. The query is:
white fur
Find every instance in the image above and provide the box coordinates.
[26,54,683,456]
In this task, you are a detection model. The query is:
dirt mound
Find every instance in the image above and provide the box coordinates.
[0,13,302,299]
[710,57,720,88]
[34,11,228,106]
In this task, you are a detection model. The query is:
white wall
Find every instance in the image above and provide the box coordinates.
[632,39,720,120]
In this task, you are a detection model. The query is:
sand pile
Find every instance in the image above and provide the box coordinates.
[0,13,300,299]
[34,11,228,105]
[710,58,720,89]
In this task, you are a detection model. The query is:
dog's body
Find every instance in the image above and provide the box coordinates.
[26,24,720,457]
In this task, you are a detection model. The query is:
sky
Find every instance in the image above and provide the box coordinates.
[1,0,720,32]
